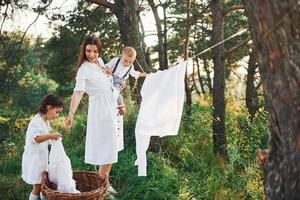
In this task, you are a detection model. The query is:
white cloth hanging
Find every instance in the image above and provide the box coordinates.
[135,61,187,176]
[48,138,80,193]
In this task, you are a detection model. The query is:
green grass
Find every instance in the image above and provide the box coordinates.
[0,101,267,200]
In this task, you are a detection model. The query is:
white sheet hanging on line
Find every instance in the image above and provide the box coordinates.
[48,138,80,193]
[135,61,187,176]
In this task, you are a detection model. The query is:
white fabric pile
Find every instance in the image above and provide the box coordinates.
[48,138,80,193]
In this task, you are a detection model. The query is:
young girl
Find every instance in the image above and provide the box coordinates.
[22,94,63,200]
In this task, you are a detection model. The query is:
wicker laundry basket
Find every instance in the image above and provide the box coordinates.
[41,171,108,200]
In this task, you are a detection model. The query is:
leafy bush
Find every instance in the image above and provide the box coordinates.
[226,107,268,169]
[12,70,58,112]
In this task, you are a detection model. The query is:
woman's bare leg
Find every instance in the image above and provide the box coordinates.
[99,164,112,177]
[99,164,117,194]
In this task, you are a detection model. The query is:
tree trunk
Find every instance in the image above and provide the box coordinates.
[203,59,213,94]
[211,0,229,161]
[184,0,192,115]
[196,57,206,94]
[162,2,168,69]
[245,49,259,120]
[243,0,300,199]
[147,0,167,70]
[192,59,201,95]
[138,13,148,58]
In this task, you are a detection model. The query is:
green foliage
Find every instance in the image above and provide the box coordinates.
[12,70,58,112]
[44,28,79,88]
[0,175,31,200]
[226,107,269,169]
[0,32,34,104]
[0,109,30,153]
[0,99,267,200]
[0,116,10,142]
[109,103,266,199]
[0,32,59,121]
[112,151,181,200]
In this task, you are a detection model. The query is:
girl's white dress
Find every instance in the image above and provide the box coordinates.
[22,113,51,184]
[74,58,120,165]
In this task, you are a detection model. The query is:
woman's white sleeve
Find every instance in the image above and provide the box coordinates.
[98,57,105,66]
[73,65,86,92]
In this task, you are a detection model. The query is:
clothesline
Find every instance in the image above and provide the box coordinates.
[134,28,248,72]
[190,28,247,59]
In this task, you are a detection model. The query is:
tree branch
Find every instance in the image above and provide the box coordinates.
[190,1,211,26]
[255,80,262,90]
[79,5,101,42]
[226,36,251,55]
[0,3,9,34]
[15,0,54,63]
[137,0,146,13]
[165,2,211,29]
[86,0,115,10]
[166,16,185,20]
[223,5,244,16]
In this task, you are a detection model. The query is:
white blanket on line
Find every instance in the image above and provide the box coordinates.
[135,61,186,176]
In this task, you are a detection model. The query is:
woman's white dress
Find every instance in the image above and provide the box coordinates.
[22,113,51,184]
[74,58,120,165]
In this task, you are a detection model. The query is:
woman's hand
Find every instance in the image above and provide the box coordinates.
[117,104,126,115]
[64,114,74,134]
[105,66,113,75]
[120,82,126,91]
[140,72,147,77]
[50,132,62,140]
[65,91,83,133]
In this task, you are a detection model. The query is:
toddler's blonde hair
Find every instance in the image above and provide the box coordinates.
[122,46,137,58]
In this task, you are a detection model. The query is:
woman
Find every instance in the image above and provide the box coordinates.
[64,36,119,194]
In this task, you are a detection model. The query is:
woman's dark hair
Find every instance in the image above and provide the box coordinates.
[35,94,64,114]
[76,36,102,73]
